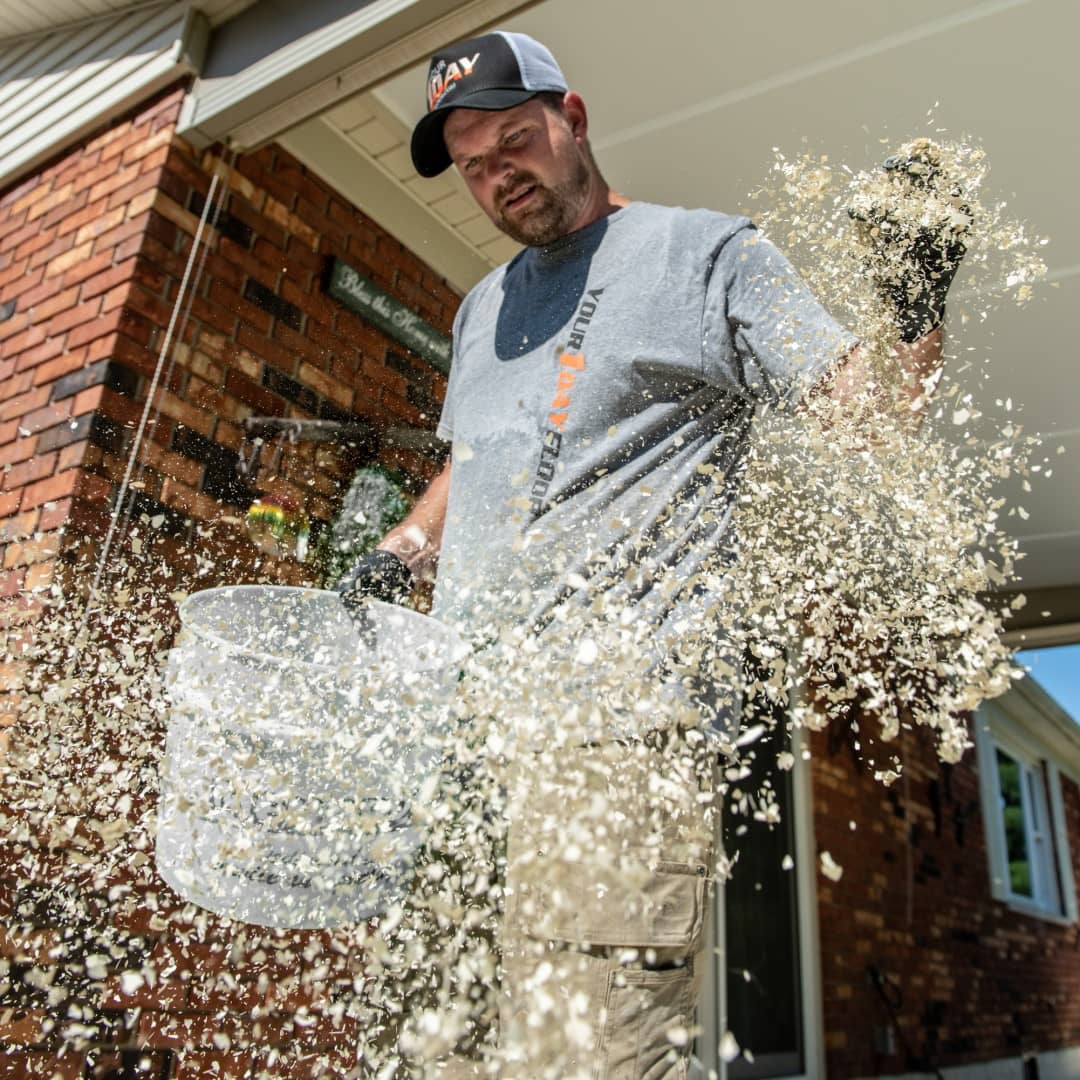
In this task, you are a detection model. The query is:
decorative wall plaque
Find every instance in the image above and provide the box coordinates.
[325,258,452,374]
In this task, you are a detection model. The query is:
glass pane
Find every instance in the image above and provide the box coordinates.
[1025,769,1041,833]
[725,725,803,1079]
[996,748,1033,898]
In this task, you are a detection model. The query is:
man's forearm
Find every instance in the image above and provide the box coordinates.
[377,459,452,581]
[818,327,944,425]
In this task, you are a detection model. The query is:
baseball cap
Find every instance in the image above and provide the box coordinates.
[410,32,569,178]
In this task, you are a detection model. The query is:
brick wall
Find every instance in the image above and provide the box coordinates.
[0,91,182,729]
[0,84,458,1077]
[812,724,1080,1078]
[0,83,455,706]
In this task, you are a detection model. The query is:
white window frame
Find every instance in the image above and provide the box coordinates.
[974,680,1079,925]
[693,724,825,1080]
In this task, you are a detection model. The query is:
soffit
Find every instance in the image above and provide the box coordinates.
[314,93,519,278]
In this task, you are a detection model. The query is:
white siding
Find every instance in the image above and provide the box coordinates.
[0,3,207,187]
[0,0,139,43]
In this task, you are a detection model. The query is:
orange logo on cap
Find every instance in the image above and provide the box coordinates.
[428,52,481,111]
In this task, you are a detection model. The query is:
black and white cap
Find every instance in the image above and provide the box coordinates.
[410,32,568,178]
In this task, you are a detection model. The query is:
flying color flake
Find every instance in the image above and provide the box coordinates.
[0,133,1048,1077]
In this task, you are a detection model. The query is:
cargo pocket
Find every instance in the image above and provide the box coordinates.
[598,962,694,1080]
[534,857,709,952]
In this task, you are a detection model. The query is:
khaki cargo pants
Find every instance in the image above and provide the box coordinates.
[435,733,716,1079]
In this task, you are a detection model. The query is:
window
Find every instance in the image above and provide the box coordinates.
[975,672,1079,923]
[993,745,1061,910]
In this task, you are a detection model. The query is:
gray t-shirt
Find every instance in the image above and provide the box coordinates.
[433,201,854,705]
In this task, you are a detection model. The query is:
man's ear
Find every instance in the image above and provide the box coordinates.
[562,92,589,140]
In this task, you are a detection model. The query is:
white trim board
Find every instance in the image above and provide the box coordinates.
[179,0,538,150]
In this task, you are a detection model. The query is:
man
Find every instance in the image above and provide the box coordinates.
[339,31,962,1078]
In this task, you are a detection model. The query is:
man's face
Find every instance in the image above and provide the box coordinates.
[443,96,593,247]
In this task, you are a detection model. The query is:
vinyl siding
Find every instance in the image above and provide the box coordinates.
[0,3,206,187]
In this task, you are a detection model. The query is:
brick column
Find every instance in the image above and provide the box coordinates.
[1,82,460,1076]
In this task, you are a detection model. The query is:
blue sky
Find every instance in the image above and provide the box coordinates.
[1017,645,1080,722]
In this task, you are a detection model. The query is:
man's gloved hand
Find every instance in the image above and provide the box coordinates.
[336,549,413,616]
[850,141,973,342]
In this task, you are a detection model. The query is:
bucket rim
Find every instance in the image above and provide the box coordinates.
[176,584,464,677]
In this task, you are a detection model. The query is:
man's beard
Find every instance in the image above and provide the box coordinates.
[493,154,592,247]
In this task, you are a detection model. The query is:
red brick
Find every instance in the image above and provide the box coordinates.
[378,390,424,427]
[30,349,96,387]
[1,172,40,209]
[0,386,49,423]
[61,307,127,351]
[134,86,186,128]
[89,211,147,256]
[44,298,102,338]
[1,452,57,491]
[24,232,78,270]
[0,257,32,290]
[82,120,131,159]
[45,239,94,277]
[235,322,296,374]
[123,282,174,326]
[0,307,30,343]
[131,254,168,295]
[184,293,237,338]
[24,180,74,223]
[159,476,224,522]
[0,509,37,543]
[10,177,56,217]
[360,355,407,396]
[22,398,73,434]
[153,390,214,436]
[54,193,104,241]
[173,1049,255,1079]
[0,436,37,469]
[222,369,283,416]
[0,567,27,597]
[100,282,130,314]
[40,187,90,232]
[139,439,203,487]
[79,257,136,301]
[0,1050,84,1078]
[18,274,66,311]
[0,371,35,407]
[119,125,175,169]
[3,533,61,569]
[0,208,28,244]
[13,337,65,375]
[0,220,41,257]
[105,166,165,213]
[28,285,81,323]
[59,244,113,287]
[38,497,73,531]
[18,469,79,510]
[138,233,188,282]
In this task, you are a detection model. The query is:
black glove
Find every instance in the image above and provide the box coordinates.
[336,549,413,615]
[851,148,972,342]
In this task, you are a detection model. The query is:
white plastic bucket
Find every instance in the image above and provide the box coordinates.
[155,585,464,928]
